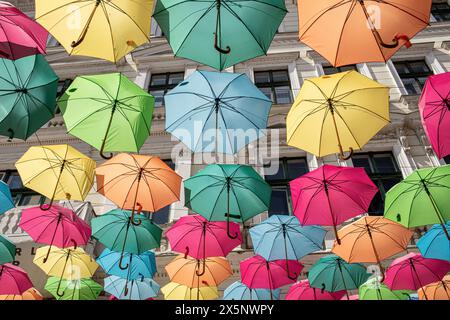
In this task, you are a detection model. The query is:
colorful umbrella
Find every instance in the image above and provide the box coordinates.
[0,234,15,265]
[0,54,58,141]
[15,144,96,210]
[223,281,280,300]
[359,277,411,301]
[286,280,346,301]
[417,222,450,262]
[104,275,160,300]
[0,263,33,295]
[286,71,389,159]
[35,0,154,62]
[0,181,14,214]
[45,277,103,300]
[153,0,287,71]
[298,1,431,66]
[418,275,450,300]
[161,282,219,300]
[384,165,450,240]
[290,165,378,244]
[165,70,272,154]
[59,73,155,158]
[0,287,43,300]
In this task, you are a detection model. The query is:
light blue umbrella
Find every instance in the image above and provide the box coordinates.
[0,181,14,214]
[104,275,160,300]
[165,70,272,154]
[223,281,280,300]
[417,222,450,262]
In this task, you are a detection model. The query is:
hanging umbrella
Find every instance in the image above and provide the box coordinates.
[19,204,92,263]
[96,154,181,221]
[307,254,370,300]
[286,280,346,301]
[153,0,287,71]
[384,165,450,240]
[184,164,271,239]
[0,287,43,300]
[0,2,48,60]
[59,73,155,159]
[298,1,432,67]
[161,282,219,300]
[104,275,160,300]
[223,281,280,300]
[332,216,413,280]
[0,54,58,141]
[0,263,33,295]
[109,295,154,300]
[384,252,450,300]
[286,71,389,159]
[15,144,96,210]
[165,70,272,154]
[35,0,154,63]
[290,165,378,244]
[418,275,450,300]
[45,277,103,300]
[359,277,411,301]
[417,222,450,262]
[0,181,14,214]
[0,234,15,265]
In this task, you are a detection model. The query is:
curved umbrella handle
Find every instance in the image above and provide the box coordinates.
[184,247,190,259]
[7,128,14,142]
[56,277,66,297]
[285,259,298,281]
[130,203,142,226]
[71,239,78,250]
[321,283,326,294]
[196,259,206,277]
[214,32,231,54]
[226,219,239,240]
[40,198,54,211]
[42,245,53,264]
[118,252,129,270]
[339,147,354,161]
[99,148,113,160]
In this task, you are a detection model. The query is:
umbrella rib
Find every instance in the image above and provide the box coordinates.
[332,1,358,66]
[334,100,390,122]
[332,107,362,149]
[165,102,213,132]
[377,0,431,25]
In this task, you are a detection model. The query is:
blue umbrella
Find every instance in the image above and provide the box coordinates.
[104,275,160,300]
[417,222,450,262]
[223,281,280,300]
[0,181,14,214]
[165,70,272,154]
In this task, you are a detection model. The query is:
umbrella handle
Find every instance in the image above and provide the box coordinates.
[196,259,206,277]
[56,277,66,297]
[100,148,113,160]
[71,239,78,249]
[119,252,129,270]
[43,245,52,264]
[39,198,54,211]
[338,147,354,161]
[7,128,14,142]
[130,203,142,226]
[71,0,101,48]
[226,217,239,240]
[184,247,189,259]
[214,32,231,54]
[285,259,298,281]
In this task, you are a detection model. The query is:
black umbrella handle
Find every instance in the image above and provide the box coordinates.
[56,277,66,297]
[213,0,231,54]
[196,259,206,277]
[214,32,231,54]
[7,128,14,142]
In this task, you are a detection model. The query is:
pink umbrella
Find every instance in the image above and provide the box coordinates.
[384,252,450,300]
[419,72,450,159]
[290,165,378,244]
[0,263,33,295]
[19,205,91,263]
[0,2,48,60]
[286,280,346,300]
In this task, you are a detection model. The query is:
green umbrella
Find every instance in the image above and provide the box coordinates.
[58,73,154,159]
[359,278,411,300]
[0,235,15,265]
[45,277,103,300]
[384,165,450,240]
[153,0,287,71]
[184,164,271,238]
[0,54,58,141]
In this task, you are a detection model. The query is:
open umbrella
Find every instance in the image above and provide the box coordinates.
[59,73,154,159]
[45,277,103,300]
[0,234,15,265]
[165,70,272,154]
[223,281,280,300]
[0,263,33,295]
[418,275,450,300]
[287,71,389,159]
[0,181,14,214]
[153,0,287,71]
[384,165,450,240]
[298,0,432,66]
[161,282,219,300]
[35,0,154,62]
[0,287,43,300]
[290,165,378,244]
[286,280,346,301]
[15,144,96,210]
[359,277,411,301]
[104,275,160,300]
[417,222,450,262]
[0,54,58,141]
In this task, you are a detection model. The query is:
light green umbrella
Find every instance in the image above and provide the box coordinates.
[58,73,154,159]
[384,165,450,240]
[0,235,15,265]
[45,277,103,300]
[359,277,412,301]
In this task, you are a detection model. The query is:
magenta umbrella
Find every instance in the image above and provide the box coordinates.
[286,280,346,300]
[0,263,33,295]
[290,165,378,244]
[419,72,450,159]
[19,205,91,263]
[0,2,48,60]
[384,252,450,300]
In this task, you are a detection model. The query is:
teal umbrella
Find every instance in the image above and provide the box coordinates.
[0,54,58,140]
[0,181,14,215]
[0,235,15,265]
[153,0,287,71]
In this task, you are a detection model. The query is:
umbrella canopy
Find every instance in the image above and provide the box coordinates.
[0,287,43,300]
[0,263,33,295]
[0,181,14,214]
[15,144,96,210]
[384,165,450,240]
[35,0,154,62]
[45,277,103,300]
[0,234,15,265]
[418,275,450,300]
[153,0,287,71]
[0,2,48,60]
[161,282,219,300]
[165,70,272,154]
[104,275,160,300]
[286,71,389,159]
[417,222,450,262]
[419,72,450,159]
[286,280,346,301]
[359,277,411,301]
[298,0,432,66]
[223,281,280,300]
[0,54,58,141]
[290,165,378,243]
[59,73,154,158]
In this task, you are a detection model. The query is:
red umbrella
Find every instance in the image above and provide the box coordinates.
[0,263,33,295]
[286,280,346,300]
[290,165,378,244]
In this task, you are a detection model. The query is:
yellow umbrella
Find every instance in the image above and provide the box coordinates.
[35,0,154,62]
[161,282,219,300]
[287,71,390,159]
[15,145,95,211]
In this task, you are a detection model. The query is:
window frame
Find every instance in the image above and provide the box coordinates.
[431,3,450,22]
[0,170,45,207]
[148,72,185,108]
[393,60,433,95]
[322,64,357,75]
[254,69,293,105]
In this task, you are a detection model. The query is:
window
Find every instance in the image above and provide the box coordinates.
[55,79,73,114]
[444,155,450,165]
[322,65,357,75]
[150,18,164,37]
[352,153,403,216]
[151,160,176,225]
[0,170,45,206]
[148,72,184,107]
[254,70,293,104]
[393,60,432,95]
[432,3,450,22]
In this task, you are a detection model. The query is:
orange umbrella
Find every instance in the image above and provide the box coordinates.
[418,275,450,300]
[0,287,44,300]
[96,153,182,224]
[298,0,432,66]
[332,216,413,279]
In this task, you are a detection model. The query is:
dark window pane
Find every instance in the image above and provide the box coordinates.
[274,86,292,104]
[150,89,165,107]
[264,161,285,181]
[18,194,43,206]
[368,191,384,216]
[254,71,271,84]
[168,73,184,85]
[287,159,308,179]
[152,206,170,224]
[259,87,273,101]
[272,70,290,83]
[394,63,409,75]
[393,61,432,95]
[379,178,402,194]
[352,156,373,174]
[268,188,290,216]
[444,155,450,164]
[254,70,292,104]
[150,75,167,86]
[323,65,356,75]
[372,154,398,174]
[7,173,23,190]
